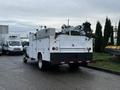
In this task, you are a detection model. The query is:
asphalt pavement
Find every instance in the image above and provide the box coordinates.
[0,55,120,90]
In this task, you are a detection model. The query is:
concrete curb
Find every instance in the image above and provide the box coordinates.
[82,66,120,75]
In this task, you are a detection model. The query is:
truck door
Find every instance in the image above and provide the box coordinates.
[59,35,90,53]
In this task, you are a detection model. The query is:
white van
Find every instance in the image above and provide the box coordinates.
[2,34,23,54]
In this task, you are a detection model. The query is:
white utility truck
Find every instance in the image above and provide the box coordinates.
[24,23,93,70]
[2,34,23,54]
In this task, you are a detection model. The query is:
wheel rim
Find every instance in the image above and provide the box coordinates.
[38,59,42,69]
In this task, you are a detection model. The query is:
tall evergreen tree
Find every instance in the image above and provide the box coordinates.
[117,21,120,45]
[104,18,112,47]
[110,26,114,45]
[94,21,103,52]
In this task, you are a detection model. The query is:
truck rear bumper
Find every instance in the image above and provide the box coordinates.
[50,53,93,64]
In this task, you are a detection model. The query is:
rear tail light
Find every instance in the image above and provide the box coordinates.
[86,61,90,63]
[52,47,56,50]
[78,61,82,63]
[56,47,58,50]
[69,61,74,63]
[87,47,91,52]
[60,62,65,64]
[52,47,58,50]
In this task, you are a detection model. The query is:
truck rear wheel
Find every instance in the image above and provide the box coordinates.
[38,54,47,70]
[23,57,27,63]
[23,51,28,63]
[38,58,43,70]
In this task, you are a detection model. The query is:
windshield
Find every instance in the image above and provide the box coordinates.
[9,41,21,46]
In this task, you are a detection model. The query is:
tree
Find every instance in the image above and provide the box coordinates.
[110,26,114,45]
[83,22,92,32]
[117,21,120,45]
[103,18,112,47]
[82,22,93,38]
[94,21,103,52]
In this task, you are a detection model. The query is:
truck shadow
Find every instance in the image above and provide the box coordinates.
[25,61,91,75]
[22,61,94,82]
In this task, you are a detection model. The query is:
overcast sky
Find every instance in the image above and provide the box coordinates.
[0,0,120,35]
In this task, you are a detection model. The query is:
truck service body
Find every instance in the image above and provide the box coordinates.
[24,25,93,70]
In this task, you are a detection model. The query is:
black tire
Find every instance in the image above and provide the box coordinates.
[23,57,27,63]
[38,54,45,70]
[6,50,10,55]
[23,51,28,63]
[69,63,79,69]
[38,54,51,71]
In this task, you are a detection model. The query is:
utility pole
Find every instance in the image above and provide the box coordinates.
[67,19,70,26]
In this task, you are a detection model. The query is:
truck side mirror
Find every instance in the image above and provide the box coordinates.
[6,44,8,47]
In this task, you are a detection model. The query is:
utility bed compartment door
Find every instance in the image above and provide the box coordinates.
[58,35,92,52]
